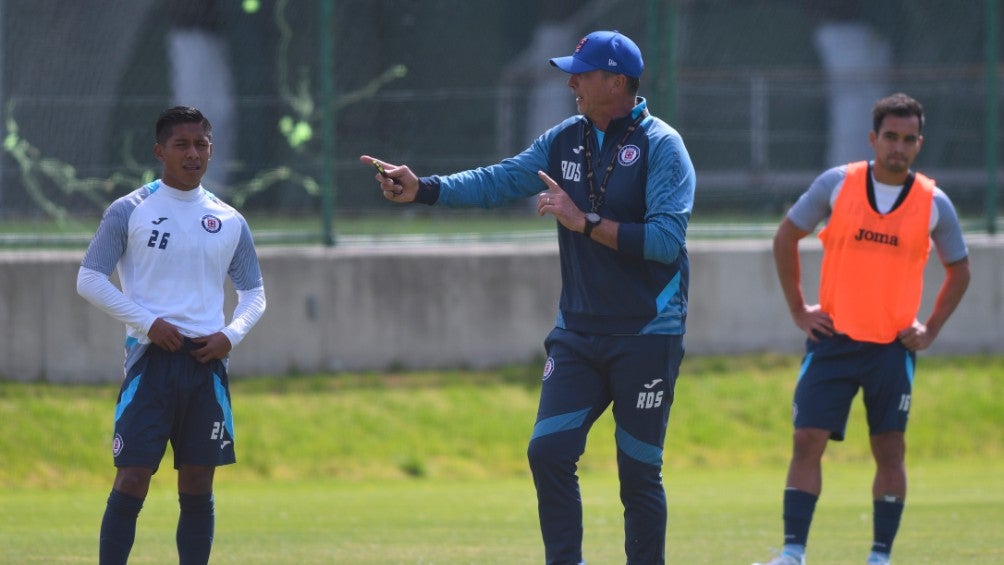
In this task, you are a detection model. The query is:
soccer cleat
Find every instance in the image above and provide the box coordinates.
[866,553,890,565]
[752,552,805,565]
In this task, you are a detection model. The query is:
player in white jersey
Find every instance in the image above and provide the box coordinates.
[77,107,266,565]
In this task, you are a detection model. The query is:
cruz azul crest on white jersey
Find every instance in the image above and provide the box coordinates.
[201,214,223,233]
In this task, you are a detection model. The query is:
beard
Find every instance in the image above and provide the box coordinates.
[881,155,909,173]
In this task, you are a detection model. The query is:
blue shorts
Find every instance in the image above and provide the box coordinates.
[111,339,236,472]
[793,334,915,441]
[533,328,685,466]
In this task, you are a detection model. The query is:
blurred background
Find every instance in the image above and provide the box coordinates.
[0,0,1000,245]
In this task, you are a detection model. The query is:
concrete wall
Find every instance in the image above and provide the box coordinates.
[1,236,998,383]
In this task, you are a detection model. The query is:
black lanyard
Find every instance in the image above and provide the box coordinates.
[582,110,647,213]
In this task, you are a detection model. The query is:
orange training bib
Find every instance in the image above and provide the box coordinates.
[818,161,935,343]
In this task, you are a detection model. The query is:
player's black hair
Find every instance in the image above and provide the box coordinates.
[155,106,212,144]
[872,93,924,133]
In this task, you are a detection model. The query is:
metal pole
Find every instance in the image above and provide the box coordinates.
[0,0,5,208]
[987,0,999,234]
[646,1,660,112]
[750,75,768,173]
[663,1,676,124]
[320,0,336,245]
[647,0,677,123]
[646,0,678,122]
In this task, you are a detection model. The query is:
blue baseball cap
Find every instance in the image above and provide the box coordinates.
[549,30,644,78]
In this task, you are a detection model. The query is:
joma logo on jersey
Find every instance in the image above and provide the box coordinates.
[854,228,898,246]
[560,160,581,182]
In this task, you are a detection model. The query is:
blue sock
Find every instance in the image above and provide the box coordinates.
[782,488,818,550]
[872,495,904,556]
[177,492,215,565]
[99,489,144,565]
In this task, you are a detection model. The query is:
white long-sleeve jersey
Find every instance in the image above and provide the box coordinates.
[77,180,266,373]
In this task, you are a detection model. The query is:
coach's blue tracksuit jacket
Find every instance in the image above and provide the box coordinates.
[416,97,695,336]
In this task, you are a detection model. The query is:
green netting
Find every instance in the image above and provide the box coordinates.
[0,0,999,243]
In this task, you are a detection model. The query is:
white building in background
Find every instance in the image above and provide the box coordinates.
[168,27,236,195]
[815,22,892,166]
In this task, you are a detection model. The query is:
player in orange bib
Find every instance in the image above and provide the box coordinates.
[753,93,970,565]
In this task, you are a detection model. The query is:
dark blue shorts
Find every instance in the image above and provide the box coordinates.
[111,339,236,472]
[793,333,915,441]
[532,328,685,467]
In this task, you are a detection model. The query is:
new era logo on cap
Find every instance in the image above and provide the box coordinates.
[549,30,644,78]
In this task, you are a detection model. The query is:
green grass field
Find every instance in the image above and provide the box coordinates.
[1,355,1001,563]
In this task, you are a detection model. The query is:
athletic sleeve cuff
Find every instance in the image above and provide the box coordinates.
[617,223,645,257]
[415,176,441,205]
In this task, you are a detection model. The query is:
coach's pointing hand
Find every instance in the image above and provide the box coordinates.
[360,155,417,202]
[537,170,618,250]
[536,171,577,227]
